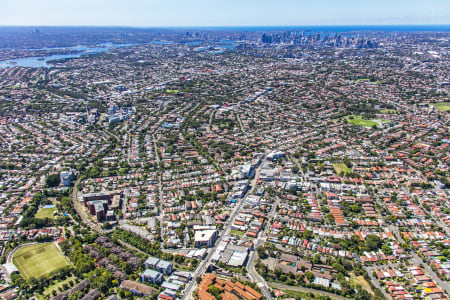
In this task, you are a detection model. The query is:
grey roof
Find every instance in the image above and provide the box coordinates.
[161,281,181,291]
[93,202,104,212]
[156,259,173,269]
[144,256,160,266]
[141,269,162,279]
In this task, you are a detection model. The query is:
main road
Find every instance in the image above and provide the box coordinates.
[152,133,166,245]
[246,194,281,300]
[182,164,263,300]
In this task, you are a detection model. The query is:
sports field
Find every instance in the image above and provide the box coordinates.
[35,207,56,219]
[345,115,388,128]
[355,78,381,84]
[431,102,450,112]
[165,89,179,94]
[345,115,377,127]
[12,243,71,280]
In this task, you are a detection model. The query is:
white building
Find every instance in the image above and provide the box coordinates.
[194,230,217,248]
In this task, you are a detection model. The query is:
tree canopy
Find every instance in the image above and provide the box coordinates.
[46,174,60,187]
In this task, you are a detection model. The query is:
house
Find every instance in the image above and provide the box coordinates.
[280,254,298,264]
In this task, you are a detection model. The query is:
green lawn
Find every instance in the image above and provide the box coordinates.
[332,163,352,176]
[230,229,244,236]
[356,78,381,84]
[165,89,179,94]
[345,115,388,128]
[35,207,56,219]
[13,243,71,280]
[42,275,76,297]
[431,102,450,112]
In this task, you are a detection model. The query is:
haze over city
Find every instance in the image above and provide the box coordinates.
[1,0,450,26]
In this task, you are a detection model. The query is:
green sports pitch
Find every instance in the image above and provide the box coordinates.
[344,115,387,128]
[12,242,71,280]
[431,102,450,112]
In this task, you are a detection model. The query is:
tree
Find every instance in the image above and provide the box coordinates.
[365,234,381,251]
[274,268,282,278]
[354,286,371,300]
[305,271,314,282]
[303,230,313,240]
[382,244,393,255]
[332,262,346,275]
[343,156,353,168]
[46,174,60,187]
[326,213,335,223]
[208,286,222,299]
[391,192,398,202]
[350,234,361,245]
[256,246,268,259]
[313,254,321,264]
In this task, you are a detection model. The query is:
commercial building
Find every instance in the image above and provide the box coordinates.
[194,230,217,248]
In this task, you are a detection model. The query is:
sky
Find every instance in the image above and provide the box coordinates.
[1,0,449,27]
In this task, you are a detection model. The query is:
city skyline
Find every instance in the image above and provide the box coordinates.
[1,0,450,27]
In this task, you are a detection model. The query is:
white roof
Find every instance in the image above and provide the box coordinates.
[194,230,216,242]
[3,263,18,274]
